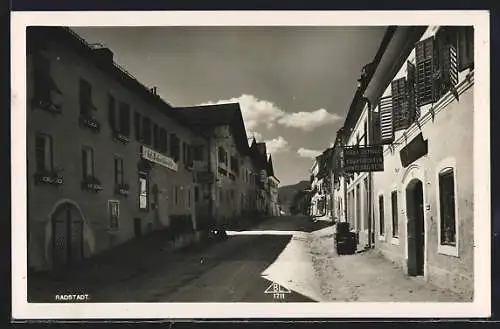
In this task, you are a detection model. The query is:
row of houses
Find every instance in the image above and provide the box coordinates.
[27,27,280,272]
[309,25,474,298]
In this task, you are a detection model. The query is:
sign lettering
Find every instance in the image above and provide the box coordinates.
[141,146,178,172]
[343,145,384,173]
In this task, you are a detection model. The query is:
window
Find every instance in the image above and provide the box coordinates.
[379,195,385,236]
[415,37,435,106]
[81,146,94,179]
[230,156,239,174]
[118,102,131,136]
[218,146,227,165]
[33,54,60,105]
[35,133,53,173]
[108,95,117,131]
[439,168,456,246]
[79,78,94,116]
[195,186,199,202]
[134,111,142,140]
[153,124,159,150]
[139,172,149,210]
[174,186,179,206]
[391,191,399,238]
[182,142,187,164]
[187,187,191,208]
[170,133,180,161]
[159,128,167,153]
[142,117,152,145]
[363,122,367,146]
[108,200,120,230]
[114,157,124,185]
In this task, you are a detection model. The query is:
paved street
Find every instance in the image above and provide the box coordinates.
[29,215,468,303]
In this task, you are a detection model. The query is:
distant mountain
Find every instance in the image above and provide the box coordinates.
[278,180,310,213]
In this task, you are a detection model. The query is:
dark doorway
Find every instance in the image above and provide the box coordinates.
[406,179,425,276]
[51,203,84,268]
[134,217,142,237]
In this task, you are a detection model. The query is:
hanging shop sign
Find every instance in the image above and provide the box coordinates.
[141,145,178,172]
[400,133,428,168]
[342,145,384,173]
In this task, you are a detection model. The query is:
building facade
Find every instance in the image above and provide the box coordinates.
[366,26,475,297]
[334,25,474,297]
[27,27,278,272]
[27,27,201,271]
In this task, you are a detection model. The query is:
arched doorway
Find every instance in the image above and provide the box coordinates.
[51,202,84,268]
[406,179,425,276]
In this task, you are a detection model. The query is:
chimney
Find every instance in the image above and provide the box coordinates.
[92,47,114,63]
[150,87,158,95]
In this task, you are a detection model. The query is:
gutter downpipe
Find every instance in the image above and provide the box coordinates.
[365,98,374,249]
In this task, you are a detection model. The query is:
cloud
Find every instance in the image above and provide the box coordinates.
[297,148,323,158]
[278,108,343,131]
[265,136,290,154]
[246,130,264,144]
[200,94,285,130]
[200,94,343,132]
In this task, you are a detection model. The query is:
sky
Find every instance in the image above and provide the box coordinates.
[73,26,387,186]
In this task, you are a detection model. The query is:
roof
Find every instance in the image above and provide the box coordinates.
[171,103,250,156]
[342,26,396,139]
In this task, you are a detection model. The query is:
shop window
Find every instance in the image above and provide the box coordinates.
[81,146,95,179]
[438,168,457,246]
[139,172,149,210]
[35,133,53,173]
[391,190,398,238]
[108,200,120,230]
[379,194,385,236]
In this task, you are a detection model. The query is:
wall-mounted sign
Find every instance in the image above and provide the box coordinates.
[343,145,384,173]
[141,146,178,172]
[400,133,428,168]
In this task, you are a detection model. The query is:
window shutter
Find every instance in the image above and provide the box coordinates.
[391,78,411,132]
[415,37,435,106]
[407,61,420,124]
[435,27,459,101]
[378,95,394,144]
[372,110,381,145]
[458,26,474,71]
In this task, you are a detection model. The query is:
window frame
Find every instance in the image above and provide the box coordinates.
[108,200,120,231]
[79,78,94,117]
[81,146,95,180]
[114,156,124,186]
[35,132,54,173]
[378,193,385,239]
[435,158,459,257]
[138,171,149,211]
[391,189,399,242]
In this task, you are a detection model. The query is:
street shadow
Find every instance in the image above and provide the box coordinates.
[163,234,318,302]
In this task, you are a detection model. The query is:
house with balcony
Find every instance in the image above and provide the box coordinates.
[27,27,201,272]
